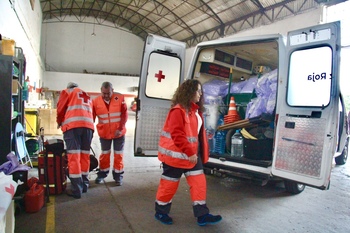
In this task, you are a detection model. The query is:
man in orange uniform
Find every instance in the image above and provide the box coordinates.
[93,81,128,185]
[56,82,94,199]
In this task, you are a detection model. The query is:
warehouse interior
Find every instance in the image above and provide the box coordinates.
[1,0,350,232]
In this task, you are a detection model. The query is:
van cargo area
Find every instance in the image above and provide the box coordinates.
[194,40,278,169]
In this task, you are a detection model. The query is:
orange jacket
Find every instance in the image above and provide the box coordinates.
[158,103,209,169]
[56,87,94,132]
[92,93,128,139]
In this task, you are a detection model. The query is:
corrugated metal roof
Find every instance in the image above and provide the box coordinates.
[39,0,343,47]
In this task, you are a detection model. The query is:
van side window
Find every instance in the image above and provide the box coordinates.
[145,52,182,100]
[287,46,333,107]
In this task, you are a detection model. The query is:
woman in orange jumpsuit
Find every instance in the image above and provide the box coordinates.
[155,79,222,226]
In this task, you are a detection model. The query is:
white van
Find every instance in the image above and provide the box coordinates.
[134,21,349,194]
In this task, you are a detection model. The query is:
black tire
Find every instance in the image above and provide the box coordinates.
[335,138,348,165]
[284,180,305,194]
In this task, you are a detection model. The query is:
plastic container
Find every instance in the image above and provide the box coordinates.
[231,130,243,157]
[24,183,45,213]
[214,130,226,154]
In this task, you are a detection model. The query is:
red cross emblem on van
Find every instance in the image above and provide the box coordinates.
[155,70,165,82]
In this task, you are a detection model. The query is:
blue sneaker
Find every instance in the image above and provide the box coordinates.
[197,213,222,226]
[155,213,173,225]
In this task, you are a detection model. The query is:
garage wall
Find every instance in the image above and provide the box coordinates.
[41,17,144,75]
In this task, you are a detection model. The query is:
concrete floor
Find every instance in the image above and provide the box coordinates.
[14,111,350,233]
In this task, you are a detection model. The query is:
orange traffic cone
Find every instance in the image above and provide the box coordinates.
[224,97,240,124]
[228,97,238,115]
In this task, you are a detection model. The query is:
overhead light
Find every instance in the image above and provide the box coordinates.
[91,18,96,36]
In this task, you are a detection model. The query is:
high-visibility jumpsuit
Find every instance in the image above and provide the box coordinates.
[92,93,128,181]
[57,87,94,196]
[155,103,210,217]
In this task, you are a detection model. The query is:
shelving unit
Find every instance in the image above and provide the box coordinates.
[0,47,25,164]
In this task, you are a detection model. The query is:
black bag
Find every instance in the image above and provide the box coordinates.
[89,147,98,172]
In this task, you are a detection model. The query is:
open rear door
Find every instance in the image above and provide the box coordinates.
[134,34,186,156]
[272,22,341,189]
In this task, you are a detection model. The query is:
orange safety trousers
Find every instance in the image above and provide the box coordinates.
[64,128,93,177]
[155,157,209,217]
[98,136,125,175]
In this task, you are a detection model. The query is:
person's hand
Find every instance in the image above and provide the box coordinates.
[189,154,198,164]
[115,130,122,137]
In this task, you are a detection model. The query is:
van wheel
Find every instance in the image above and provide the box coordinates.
[335,138,348,165]
[284,180,305,194]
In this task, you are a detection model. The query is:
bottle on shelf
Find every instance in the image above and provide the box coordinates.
[231,129,243,157]
[214,115,226,154]
[206,126,215,153]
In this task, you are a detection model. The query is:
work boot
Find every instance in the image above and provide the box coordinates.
[66,189,81,199]
[197,213,222,226]
[113,171,124,186]
[95,177,104,184]
[155,213,173,225]
[82,175,89,193]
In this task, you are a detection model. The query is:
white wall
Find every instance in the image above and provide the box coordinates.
[44,71,139,94]
[41,18,144,75]
[0,0,44,103]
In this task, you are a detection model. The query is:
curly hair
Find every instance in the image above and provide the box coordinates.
[171,79,205,112]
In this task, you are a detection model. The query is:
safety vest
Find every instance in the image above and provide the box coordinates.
[158,104,209,169]
[93,93,126,139]
[59,87,94,132]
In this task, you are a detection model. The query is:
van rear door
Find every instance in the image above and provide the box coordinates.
[272,22,341,189]
[134,35,186,156]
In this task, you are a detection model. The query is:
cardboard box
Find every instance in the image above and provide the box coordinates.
[39,109,62,135]
[12,80,19,94]
[1,39,15,56]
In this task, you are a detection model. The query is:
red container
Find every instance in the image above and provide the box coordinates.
[24,183,45,213]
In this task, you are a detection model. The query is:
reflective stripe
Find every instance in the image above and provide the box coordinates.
[110,118,121,123]
[62,116,94,126]
[99,113,109,118]
[99,118,121,124]
[81,171,89,176]
[159,146,189,160]
[161,130,197,143]
[102,150,111,154]
[81,149,90,154]
[184,170,203,177]
[114,150,124,154]
[161,131,171,138]
[113,168,123,173]
[110,112,121,117]
[99,168,109,172]
[156,200,172,206]
[161,175,180,182]
[67,105,92,112]
[67,149,81,154]
[69,174,82,178]
[193,200,206,205]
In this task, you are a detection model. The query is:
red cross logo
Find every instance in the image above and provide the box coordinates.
[155,70,165,82]
[78,91,91,104]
